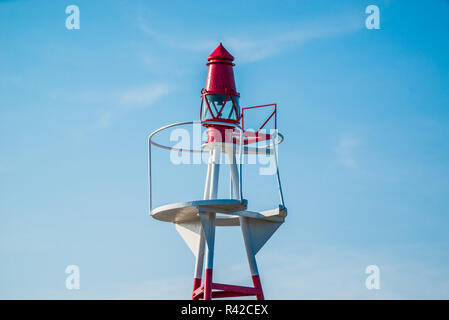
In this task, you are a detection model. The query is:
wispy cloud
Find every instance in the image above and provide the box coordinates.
[119,83,170,109]
[139,22,216,52]
[138,12,362,63]
[335,135,361,168]
[225,21,360,63]
[96,111,114,129]
[94,83,171,129]
[49,83,172,134]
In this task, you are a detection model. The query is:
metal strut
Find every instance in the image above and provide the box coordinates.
[192,147,265,300]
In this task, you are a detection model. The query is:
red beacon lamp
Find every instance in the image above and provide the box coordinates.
[148,43,286,300]
[200,43,240,143]
[200,43,273,145]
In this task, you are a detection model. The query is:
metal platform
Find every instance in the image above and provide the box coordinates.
[150,199,246,225]
[150,199,287,226]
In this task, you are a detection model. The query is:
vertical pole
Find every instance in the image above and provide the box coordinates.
[240,216,264,300]
[192,150,214,299]
[271,132,285,208]
[203,212,216,300]
[192,234,205,297]
[228,148,264,300]
[229,167,233,199]
[204,146,220,300]
[227,152,240,199]
[147,136,152,213]
[209,147,220,200]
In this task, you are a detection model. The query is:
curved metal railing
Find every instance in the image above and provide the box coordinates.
[147,121,285,213]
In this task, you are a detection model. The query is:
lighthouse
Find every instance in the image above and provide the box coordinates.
[200,43,240,144]
[148,43,286,300]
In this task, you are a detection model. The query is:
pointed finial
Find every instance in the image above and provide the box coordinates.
[207,43,234,62]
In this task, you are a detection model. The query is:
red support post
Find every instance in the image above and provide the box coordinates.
[252,275,265,300]
[192,277,202,300]
[204,269,213,300]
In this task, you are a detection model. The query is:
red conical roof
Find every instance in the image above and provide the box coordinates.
[207,43,234,62]
[204,43,237,95]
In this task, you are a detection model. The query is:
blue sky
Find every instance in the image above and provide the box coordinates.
[1,0,449,299]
